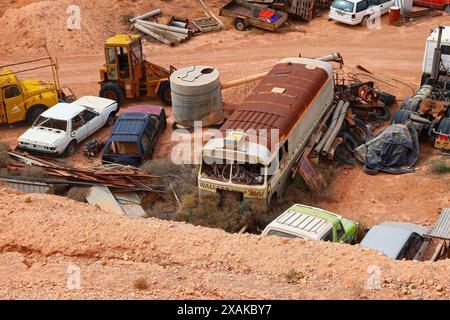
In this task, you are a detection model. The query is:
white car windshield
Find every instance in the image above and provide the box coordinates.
[332,0,354,12]
[34,116,67,132]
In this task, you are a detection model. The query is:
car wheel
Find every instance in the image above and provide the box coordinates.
[99,82,125,106]
[157,81,171,106]
[234,19,247,31]
[64,141,77,157]
[361,16,370,28]
[391,109,411,125]
[106,113,116,127]
[26,104,48,125]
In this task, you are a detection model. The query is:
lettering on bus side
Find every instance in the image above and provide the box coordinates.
[199,182,265,198]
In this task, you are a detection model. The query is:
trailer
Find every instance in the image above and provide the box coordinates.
[219,0,288,31]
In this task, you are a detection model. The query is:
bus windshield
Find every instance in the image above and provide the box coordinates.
[201,159,265,185]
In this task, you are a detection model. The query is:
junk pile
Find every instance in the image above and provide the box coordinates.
[129,6,222,46]
[355,122,420,175]
[1,151,166,217]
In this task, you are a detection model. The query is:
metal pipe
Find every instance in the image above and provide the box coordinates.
[431,25,444,82]
[136,19,190,35]
[220,71,270,90]
[133,24,173,46]
[322,101,350,156]
[314,100,345,154]
[171,21,187,28]
[129,9,161,23]
[315,52,342,63]
[136,23,189,42]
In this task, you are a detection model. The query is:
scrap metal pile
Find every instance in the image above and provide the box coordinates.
[129,5,222,46]
[3,151,165,194]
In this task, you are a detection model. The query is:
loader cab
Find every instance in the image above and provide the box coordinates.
[101,34,144,102]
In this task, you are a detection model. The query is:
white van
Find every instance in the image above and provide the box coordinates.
[329,0,394,26]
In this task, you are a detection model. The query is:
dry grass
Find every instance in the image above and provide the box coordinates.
[67,187,89,203]
[133,276,148,290]
[175,192,269,234]
[20,166,47,178]
[284,269,304,284]
[431,160,450,174]
[0,141,10,169]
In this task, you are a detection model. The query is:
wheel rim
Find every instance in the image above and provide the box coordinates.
[104,90,117,101]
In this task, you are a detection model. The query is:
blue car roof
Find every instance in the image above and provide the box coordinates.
[109,113,150,141]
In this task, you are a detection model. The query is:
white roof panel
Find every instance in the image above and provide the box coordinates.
[40,103,84,121]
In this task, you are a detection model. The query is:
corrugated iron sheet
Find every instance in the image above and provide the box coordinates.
[113,191,147,218]
[86,186,124,216]
[221,62,329,147]
[1,178,54,194]
[426,208,450,240]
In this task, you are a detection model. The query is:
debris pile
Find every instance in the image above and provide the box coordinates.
[129,6,221,46]
[3,151,165,194]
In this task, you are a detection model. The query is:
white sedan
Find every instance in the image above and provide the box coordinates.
[17,96,118,156]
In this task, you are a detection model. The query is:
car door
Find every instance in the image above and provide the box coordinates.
[3,85,25,123]
[379,0,392,14]
[70,114,89,142]
[81,109,103,136]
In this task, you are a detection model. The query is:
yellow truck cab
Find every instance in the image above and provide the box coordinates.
[0,68,60,125]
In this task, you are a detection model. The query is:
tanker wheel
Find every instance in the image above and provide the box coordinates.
[157,81,171,106]
[99,82,125,106]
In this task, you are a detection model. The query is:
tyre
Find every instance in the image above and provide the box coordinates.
[361,16,370,28]
[363,164,379,175]
[391,109,411,125]
[437,118,450,135]
[351,118,373,143]
[105,113,116,127]
[99,82,125,106]
[64,141,77,157]
[333,143,356,165]
[157,81,171,106]
[26,104,48,125]
[234,19,247,31]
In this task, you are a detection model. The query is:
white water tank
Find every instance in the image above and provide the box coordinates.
[170,66,222,128]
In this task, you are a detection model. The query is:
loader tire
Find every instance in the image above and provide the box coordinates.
[26,104,48,125]
[99,82,125,106]
[391,109,411,125]
[157,81,172,106]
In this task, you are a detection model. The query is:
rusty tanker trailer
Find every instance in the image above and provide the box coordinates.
[198,57,335,209]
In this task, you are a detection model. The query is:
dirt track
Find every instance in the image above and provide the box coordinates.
[0,0,449,299]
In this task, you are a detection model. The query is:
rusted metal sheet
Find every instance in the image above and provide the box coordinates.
[297,158,323,193]
[419,99,450,121]
[221,62,329,147]
[426,208,450,240]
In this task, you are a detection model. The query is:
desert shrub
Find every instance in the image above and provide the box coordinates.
[142,159,197,197]
[175,192,270,234]
[67,187,89,203]
[133,276,148,290]
[0,141,10,169]
[431,160,450,174]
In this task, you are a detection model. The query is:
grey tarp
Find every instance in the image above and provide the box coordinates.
[355,122,419,174]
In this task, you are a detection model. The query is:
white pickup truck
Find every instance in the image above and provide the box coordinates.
[17,96,118,156]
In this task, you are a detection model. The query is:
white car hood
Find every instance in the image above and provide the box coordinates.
[19,127,66,146]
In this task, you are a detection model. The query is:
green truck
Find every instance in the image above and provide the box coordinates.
[262,204,359,243]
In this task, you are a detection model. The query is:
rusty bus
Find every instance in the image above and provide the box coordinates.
[198,57,335,209]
